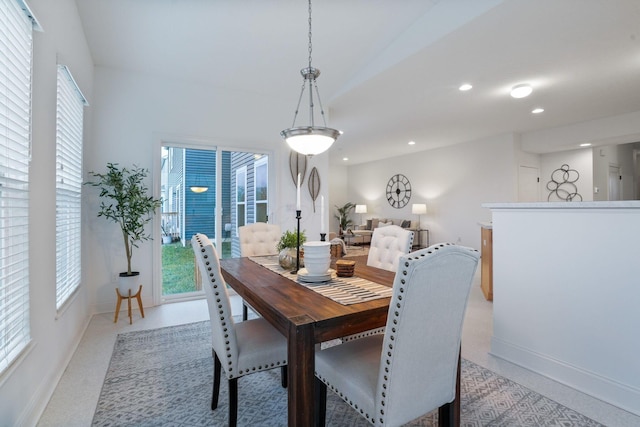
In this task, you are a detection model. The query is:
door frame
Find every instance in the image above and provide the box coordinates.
[151,135,274,305]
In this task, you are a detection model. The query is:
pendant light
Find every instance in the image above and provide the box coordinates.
[280,0,340,156]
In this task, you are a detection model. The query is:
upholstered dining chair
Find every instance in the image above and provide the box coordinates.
[315,243,480,427]
[343,225,414,343]
[238,222,281,320]
[191,233,288,427]
[366,224,414,272]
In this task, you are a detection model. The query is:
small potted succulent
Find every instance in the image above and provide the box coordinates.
[277,229,306,270]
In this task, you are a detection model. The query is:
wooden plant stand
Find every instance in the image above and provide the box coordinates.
[114,285,144,324]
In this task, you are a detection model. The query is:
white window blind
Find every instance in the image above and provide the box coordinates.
[55,65,86,309]
[0,0,33,373]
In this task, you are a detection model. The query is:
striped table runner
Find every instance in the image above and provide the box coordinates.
[249,255,392,305]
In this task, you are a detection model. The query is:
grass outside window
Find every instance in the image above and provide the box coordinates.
[162,241,231,295]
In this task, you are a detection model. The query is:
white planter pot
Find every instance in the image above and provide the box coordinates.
[162,235,172,244]
[118,272,141,295]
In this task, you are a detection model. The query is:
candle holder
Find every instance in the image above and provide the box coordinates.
[320,233,326,242]
[292,209,302,274]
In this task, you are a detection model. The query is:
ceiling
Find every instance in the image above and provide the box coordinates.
[74,0,640,165]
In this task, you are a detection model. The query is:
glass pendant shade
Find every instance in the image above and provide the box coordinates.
[282,126,339,156]
[190,186,208,193]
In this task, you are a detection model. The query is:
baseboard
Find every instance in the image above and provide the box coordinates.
[491,337,640,417]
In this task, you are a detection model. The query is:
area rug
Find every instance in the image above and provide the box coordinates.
[343,245,369,258]
[93,321,603,426]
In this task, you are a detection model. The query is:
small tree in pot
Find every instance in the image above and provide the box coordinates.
[85,163,162,292]
[334,202,355,235]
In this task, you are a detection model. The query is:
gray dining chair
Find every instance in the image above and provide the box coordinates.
[191,233,288,427]
[238,222,281,320]
[315,243,480,427]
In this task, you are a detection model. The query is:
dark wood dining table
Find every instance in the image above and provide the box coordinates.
[220,255,460,426]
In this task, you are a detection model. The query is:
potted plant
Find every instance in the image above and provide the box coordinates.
[277,229,306,270]
[85,163,162,294]
[334,202,355,235]
[161,223,172,244]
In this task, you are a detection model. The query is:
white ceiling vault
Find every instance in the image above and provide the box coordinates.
[75,0,640,165]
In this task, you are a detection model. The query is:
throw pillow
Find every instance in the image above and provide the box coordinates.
[401,220,411,228]
[379,221,393,227]
[371,218,380,229]
[366,219,372,230]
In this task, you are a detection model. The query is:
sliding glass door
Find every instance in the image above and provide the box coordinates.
[159,144,270,299]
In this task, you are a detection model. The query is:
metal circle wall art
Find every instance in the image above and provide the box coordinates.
[546,164,582,201]
[386,173,412,208]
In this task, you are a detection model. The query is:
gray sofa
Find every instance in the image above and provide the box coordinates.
[349,217,417,244]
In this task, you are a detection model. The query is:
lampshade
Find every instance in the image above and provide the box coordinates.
[355,204,367,214]
[412,203,427,215]
[283,126,339,156]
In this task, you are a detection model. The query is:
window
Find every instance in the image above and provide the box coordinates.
[235,166,246,233]
[254,156,268,222]
[55,65,86,309]
[0,0,35,373]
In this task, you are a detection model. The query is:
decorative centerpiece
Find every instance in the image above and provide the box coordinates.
[301,241,331,275]
[277,229,306,270]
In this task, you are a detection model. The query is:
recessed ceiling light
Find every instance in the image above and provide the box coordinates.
[459,83,472,91]
[510,84,532,98]
[408,141,416,145]
[531,108,544,114]
[342,157,349,161]
[579,143,592,147]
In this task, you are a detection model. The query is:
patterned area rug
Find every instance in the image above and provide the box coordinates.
[93,321,603,426]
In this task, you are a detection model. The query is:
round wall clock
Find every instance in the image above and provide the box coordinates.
[386,174,412,209]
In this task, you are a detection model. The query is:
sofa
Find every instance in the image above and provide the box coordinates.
[348,217,417,245]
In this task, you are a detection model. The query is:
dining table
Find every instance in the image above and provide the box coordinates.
[219,254,460,426]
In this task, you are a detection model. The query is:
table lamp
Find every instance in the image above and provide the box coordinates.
[355,204,367,226]
[412,203,427,229]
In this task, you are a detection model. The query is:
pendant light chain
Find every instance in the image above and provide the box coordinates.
[308,0,313,69]
[307,0,315,126]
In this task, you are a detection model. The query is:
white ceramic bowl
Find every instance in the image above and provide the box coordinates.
[304,258,331,275]
[303,241,331,252]
[302,252,330,258]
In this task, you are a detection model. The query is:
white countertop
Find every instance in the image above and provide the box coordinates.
[483,201,640,209]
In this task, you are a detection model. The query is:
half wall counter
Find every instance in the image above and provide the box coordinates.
[482,201,640,417]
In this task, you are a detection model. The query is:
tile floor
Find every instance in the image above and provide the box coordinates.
[37,270,640,426]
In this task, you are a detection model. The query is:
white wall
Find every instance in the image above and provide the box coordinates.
[328,163,349,234]
[0,1,94,425]
[346,133,518,250]
[488,202,640,416]
[592,143,639,201]
[85,67,330,313]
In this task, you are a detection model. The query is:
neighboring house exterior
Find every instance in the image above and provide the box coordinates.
[161,148,268,257]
